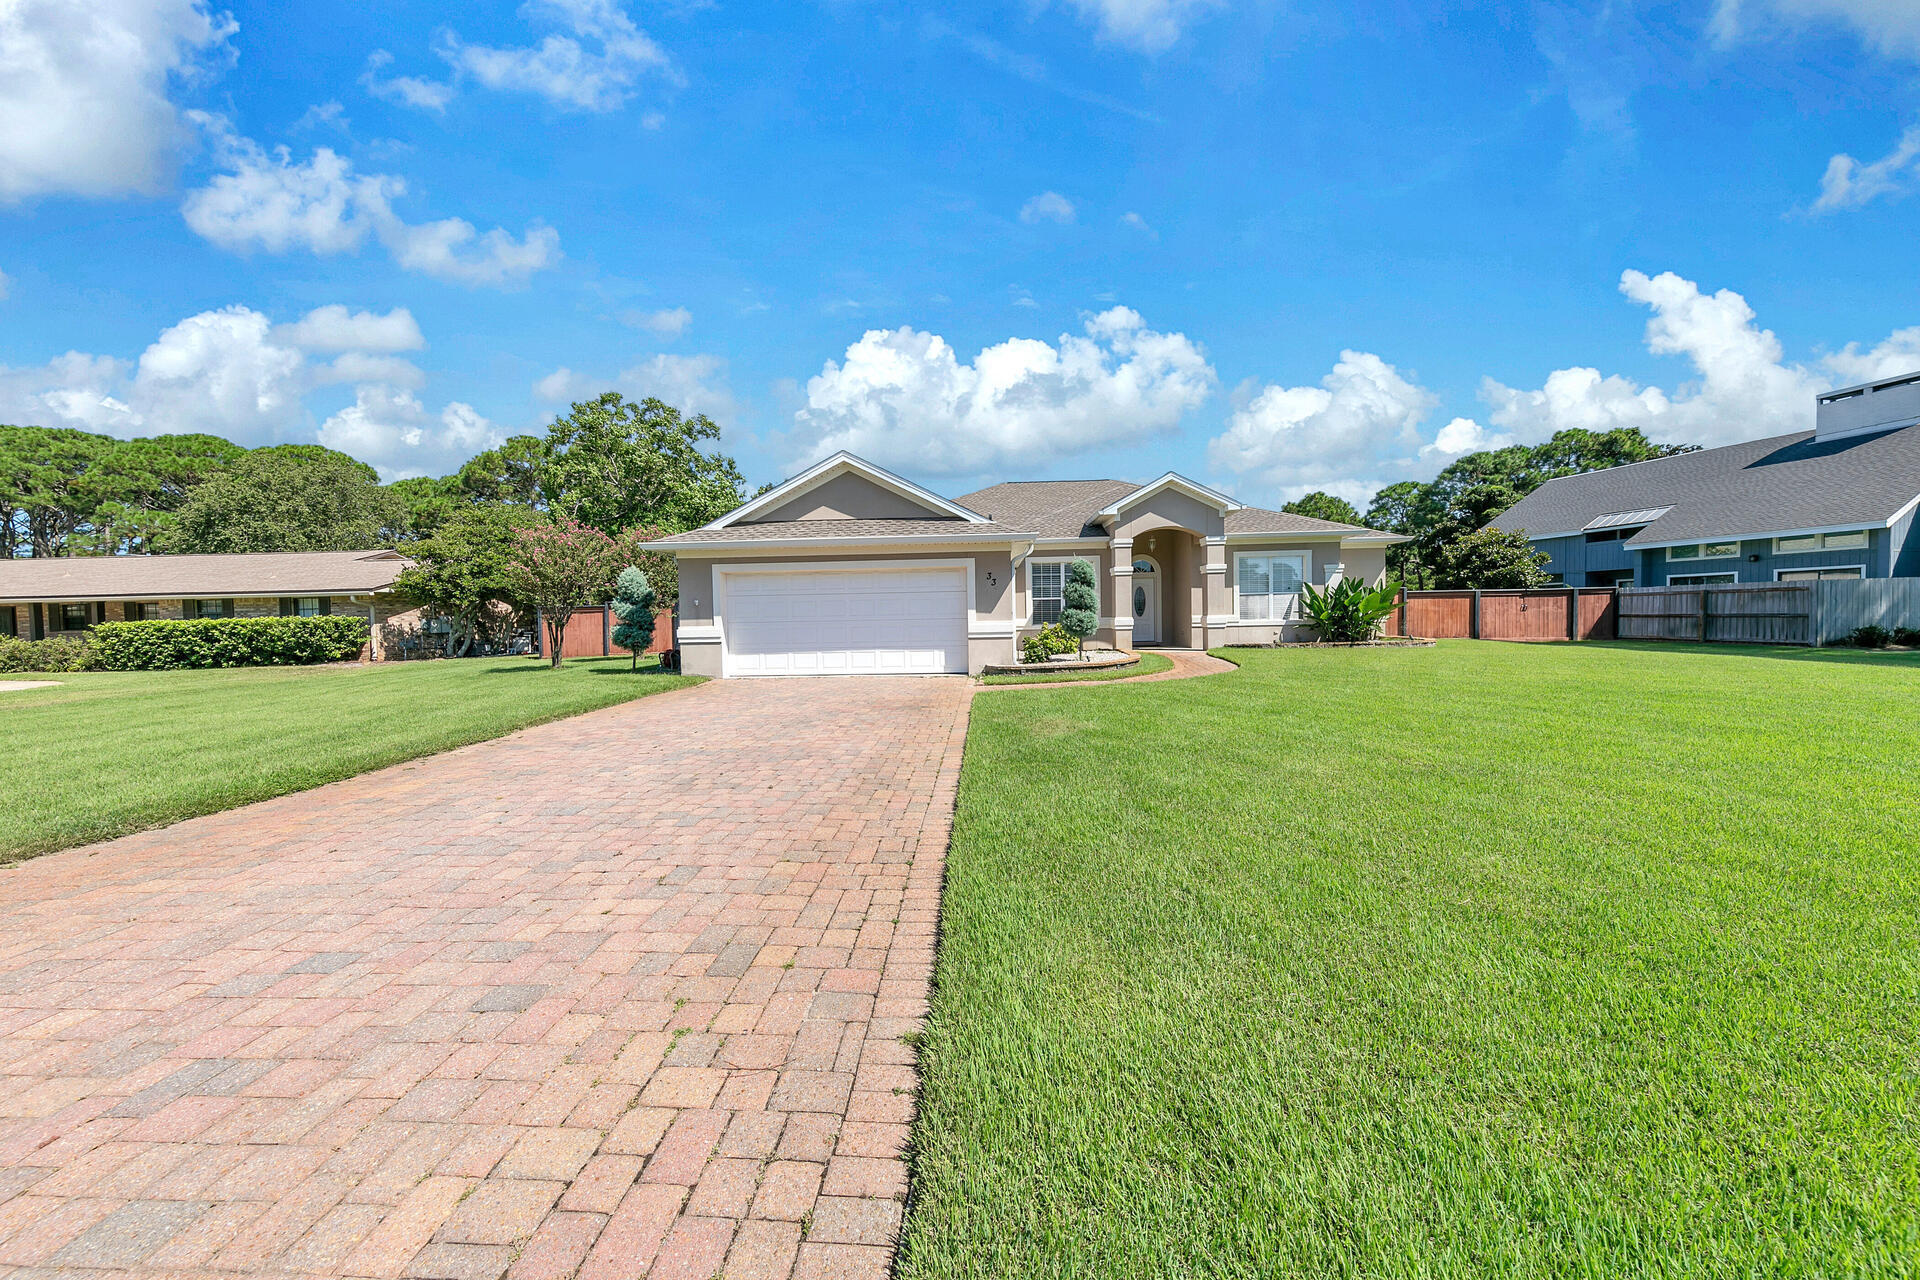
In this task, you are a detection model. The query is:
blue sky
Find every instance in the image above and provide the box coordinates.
[3,0,1919,507]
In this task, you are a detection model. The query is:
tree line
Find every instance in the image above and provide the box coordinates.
[1279,427,1698,588]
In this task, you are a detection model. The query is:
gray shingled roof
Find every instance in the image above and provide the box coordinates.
[1490,424,1920,546]
[0,550,410,603]
[953,480,1138,538]
[652,518,1035,546]
[1226,506,1378,536]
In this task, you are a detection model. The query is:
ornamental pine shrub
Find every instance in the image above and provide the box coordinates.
[609,566,658,671]
[89,616,370,670]
[1060,559,1099,655]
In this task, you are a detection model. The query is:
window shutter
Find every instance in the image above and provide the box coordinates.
[280,598,296,617]
[222,599,235,619]
[319,597,332,616]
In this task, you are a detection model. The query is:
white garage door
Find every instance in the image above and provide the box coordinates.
[722,566,968,676]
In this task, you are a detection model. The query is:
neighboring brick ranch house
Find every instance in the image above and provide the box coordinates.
[653,451,1407,677]
[0,549,427,659]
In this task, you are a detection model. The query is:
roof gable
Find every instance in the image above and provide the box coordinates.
[1096,472,1243,521]
[707,452,986,528]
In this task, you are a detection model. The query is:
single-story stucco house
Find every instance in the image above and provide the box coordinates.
[652,451,1407,676]
[0,549,427,658]
[1492,373,1920,587]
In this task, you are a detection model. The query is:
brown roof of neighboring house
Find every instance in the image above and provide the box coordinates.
[0,550,412,603]
[653,518,1035,546]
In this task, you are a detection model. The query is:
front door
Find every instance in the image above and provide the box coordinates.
[1131,557,1159,645]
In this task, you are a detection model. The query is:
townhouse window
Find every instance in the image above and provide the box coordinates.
[280,596,329,617]
[1666,542,1739,561]
[0,608,15,637]
[1667,573,1737,586]
[1775,530,1868,554]
[60,603,92,631]
[1028,559,1091,625]
[122,602,147,621]
[1237,552,1308,621]
[187,599,232,619]
[1777,567,1864,582]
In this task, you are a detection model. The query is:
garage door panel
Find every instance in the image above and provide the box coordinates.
[722,567,968,676]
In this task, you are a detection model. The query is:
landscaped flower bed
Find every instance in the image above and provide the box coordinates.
[979,650,1140,676]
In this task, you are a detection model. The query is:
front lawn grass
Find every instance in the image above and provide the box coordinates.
[907,640,1920,1277]
[2,656,701,863]
[978,652,1174,685]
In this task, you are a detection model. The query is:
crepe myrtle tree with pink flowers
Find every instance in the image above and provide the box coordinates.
[503,518,628,668]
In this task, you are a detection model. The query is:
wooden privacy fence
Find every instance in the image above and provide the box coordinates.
[534,607,675,659]
[1402,588,1616,642]
[1618,579,1920,646]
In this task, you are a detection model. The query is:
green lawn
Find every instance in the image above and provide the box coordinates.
[1,657,701,863]
[906,640,1920,1278]
[979,652,1175,685]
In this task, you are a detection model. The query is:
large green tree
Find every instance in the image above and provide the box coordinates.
[457,435,549,508]
[1282,491,1363,526]
[392,504,535,656]
[161,445,406,554]
[1436,526,1552,589]
[1364,427,1696,587]
[541,392,745,534]
[0,426,242,557]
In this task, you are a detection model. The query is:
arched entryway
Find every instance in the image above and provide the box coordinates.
[1130,555,1160,644]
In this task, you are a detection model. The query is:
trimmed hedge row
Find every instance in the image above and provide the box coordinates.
[90,616,371,670]
[0,634,93,673]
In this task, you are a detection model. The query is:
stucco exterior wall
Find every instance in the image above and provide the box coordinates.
[752,473,952,522]
[673,547,1016,675]
[1216,540,1384,644]
[1012,547,1114,646]
[1111,492,1226,542]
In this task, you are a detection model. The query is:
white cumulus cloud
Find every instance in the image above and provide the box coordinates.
[789,306,1215,475]
[1209,351,1453,503]
[0,0,236,202]
[1713,0,1920,58]
[0,302,492,477]
[1811,125,1920,212]
[318,385,502,479]
[366,0,675,115]
[180,117,559,287]
[1020,191,1077,224]
[628,306,691,337]
[1058,0,1223,53]
[533,353,736,421]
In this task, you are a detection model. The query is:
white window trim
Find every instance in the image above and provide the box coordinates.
[1774,565,1866,581]
[1666,541,1742,561]
[1233,550,1310,622]
[1772,530,1870,554]
[1024,555,1096,627]
[1665,572,1738,585]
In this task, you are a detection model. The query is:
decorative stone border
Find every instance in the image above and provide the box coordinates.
[1225,638,1436,649]
[978,651,1140,676]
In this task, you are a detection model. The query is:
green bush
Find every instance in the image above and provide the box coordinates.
[90,616,371,670]
[1299,577,1403,643]
[1845,624,1893,649]
[0,634,94,673]
[1893,627,1920,648]
[1021,623,1079,664]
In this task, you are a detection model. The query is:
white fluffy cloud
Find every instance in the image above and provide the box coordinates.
[1020,191,1077,224]
[1209,351,1459,503]
[533,352,736,421]
[1713,0,1920,57]
[318,385,501,479]
[0,0,235,202]
[1059,0,1222,53]
[1811,126,1920,212]
[181,117,561,287]
[629,306,691,337]
[1478,270,1828,448]
[0,266,9,300]
[0,302,489,477]
[789,306,1215,474]
[367,0,674,115]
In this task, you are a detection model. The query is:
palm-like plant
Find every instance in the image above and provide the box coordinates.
[1298,578,1401,643]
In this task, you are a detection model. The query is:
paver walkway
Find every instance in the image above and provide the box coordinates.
[0,676,972,1280]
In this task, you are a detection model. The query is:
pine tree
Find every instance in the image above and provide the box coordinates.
[1060,558,1099,657]
[609,567,658,670]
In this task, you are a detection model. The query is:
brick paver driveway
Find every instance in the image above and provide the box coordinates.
[0,676,972,1280]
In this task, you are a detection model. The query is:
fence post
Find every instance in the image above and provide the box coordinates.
[1697,589,1709,643]
[1566,588,1579,641]
[1470,590,1481,640]
[1398,585,1408,637]
[1808,583,1823,647]
[602,606,611,656]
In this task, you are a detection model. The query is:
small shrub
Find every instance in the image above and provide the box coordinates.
[1845,625,1893,649]
[1060,559,1100,655]
[609,566,658,671]
[1021,623,1078,664]
[0,633,94,673]
[1299,578,1403,643]
[1892,627,1920,648]
[90,616,371,670]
